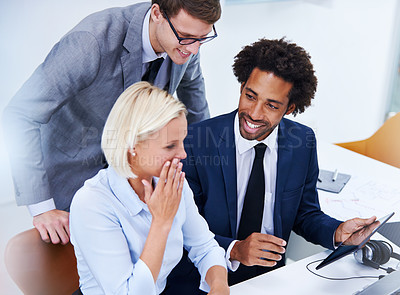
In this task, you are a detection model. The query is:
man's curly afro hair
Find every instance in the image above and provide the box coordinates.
[232,38,317,116]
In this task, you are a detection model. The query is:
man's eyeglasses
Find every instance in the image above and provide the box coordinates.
[163,12,218,45]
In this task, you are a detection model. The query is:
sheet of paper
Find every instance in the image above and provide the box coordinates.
[319,175,400,222]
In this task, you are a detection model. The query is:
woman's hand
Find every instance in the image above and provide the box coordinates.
[143,158,185,228]
[140,158,185,282]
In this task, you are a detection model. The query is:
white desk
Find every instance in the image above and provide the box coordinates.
[230,142,400,294]
[230,233,400,294]
[317,142,400,222]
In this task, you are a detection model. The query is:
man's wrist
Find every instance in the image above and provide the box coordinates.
[334,223,344,245]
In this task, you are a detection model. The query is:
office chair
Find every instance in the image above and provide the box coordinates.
[4,228,79,295]
[336,112,400,169]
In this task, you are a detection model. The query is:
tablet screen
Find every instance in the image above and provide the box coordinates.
[316,212,395,270]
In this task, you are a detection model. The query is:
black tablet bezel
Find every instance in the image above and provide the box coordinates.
[316,212,395,270]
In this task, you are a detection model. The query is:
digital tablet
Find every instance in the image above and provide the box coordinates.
[316,212,395,270]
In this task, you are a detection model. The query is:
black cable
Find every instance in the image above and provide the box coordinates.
[379,266,396,274]
[306,259,382,281]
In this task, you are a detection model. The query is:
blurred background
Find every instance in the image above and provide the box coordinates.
[1,0,399,294]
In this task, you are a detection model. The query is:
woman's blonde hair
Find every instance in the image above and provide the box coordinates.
[101,81,187,179]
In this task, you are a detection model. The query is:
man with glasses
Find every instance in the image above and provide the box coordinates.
[3,0,220,255]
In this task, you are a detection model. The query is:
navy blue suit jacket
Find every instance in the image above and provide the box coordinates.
[164,110,342,293]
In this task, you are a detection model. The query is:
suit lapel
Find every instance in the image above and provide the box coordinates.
[274,119,293,238]
[217,111,238,238]
[170,62,187,94]
[121,4,150,90]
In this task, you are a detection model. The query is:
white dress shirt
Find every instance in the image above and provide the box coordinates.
[70,167,226,295]
[226,113,279,271]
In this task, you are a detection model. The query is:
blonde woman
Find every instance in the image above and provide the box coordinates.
[70,82,229,295]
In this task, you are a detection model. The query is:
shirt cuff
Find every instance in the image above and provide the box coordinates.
[226,240,240,271]
[130,259,156,295]
[27,198,56,217]
[332,230,340,249]
[197,246,227,293]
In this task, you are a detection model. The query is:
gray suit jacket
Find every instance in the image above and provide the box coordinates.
[3,2,209,210]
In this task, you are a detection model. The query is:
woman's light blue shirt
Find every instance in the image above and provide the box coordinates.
[70,167,226,295]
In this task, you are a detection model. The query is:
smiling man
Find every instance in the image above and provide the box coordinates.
[237,68,295,141]
[174,38,377,289]
[3,0,220,256]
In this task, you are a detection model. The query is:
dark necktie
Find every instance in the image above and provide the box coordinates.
[237,143,267,240]
[142,57,164,84]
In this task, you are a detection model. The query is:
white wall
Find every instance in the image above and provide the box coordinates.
[1,0,399,204]
[200,0,400,143]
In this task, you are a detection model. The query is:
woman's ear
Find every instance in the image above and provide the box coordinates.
[128,147,136,160]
